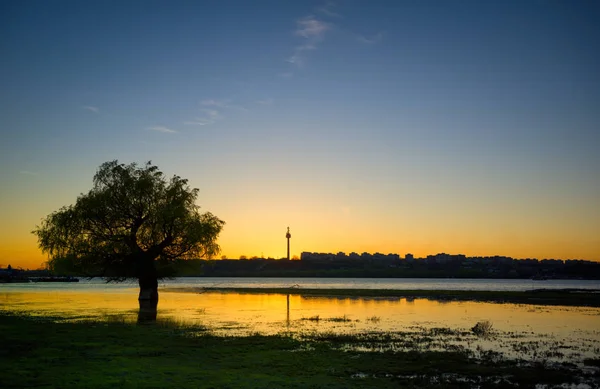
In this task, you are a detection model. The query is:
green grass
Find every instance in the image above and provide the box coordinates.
[0,312,593,388]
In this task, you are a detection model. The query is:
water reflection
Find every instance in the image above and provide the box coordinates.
[2,289,599,365]
[286,294,290,328]
[138,299,158,323]
[4,277,599,292]
[2,290,599,335]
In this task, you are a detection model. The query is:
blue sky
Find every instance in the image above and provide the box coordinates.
[1,0,599,267]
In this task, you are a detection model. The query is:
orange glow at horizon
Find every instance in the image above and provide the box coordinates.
[2,230,599,270]
[2,192,599,270]
[2,224,600,270]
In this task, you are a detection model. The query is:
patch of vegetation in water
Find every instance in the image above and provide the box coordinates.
[471,320,494,337]
[1,312,598,389]
[300,314,357,323]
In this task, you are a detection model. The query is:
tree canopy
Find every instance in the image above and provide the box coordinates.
[33,161,225,280]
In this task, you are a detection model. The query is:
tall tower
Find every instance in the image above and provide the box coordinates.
[286,227,291,260]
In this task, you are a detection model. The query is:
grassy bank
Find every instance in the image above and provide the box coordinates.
[1,312,598,388]
[164,287,600,307]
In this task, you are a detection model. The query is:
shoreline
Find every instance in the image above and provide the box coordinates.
[163,286,600,307]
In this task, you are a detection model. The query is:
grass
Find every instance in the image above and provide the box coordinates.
[301,315,354,323]
[167,287,600,307]
[471,320,494,337]
[327,315,353,322]
[2,312,595,389]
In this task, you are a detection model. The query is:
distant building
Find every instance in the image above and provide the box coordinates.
[301,251,399,262]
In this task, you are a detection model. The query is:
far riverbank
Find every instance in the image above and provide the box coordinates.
[164,286,600,307]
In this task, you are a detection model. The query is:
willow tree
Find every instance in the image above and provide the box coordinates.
[33,160,225,308]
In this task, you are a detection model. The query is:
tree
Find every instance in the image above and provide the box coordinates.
[33,160,225,314]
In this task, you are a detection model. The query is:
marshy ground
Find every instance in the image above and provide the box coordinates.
[1,311,599,388]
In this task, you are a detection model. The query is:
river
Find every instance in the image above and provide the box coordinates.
[3,276,599,292]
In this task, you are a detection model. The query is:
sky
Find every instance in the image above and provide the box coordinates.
[1,0,599,269]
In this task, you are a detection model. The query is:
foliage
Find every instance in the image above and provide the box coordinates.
[33,161,224,280]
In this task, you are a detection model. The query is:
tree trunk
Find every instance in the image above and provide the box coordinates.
[137,258,158,323]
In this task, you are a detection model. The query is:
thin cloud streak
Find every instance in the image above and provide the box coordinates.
[256,98,274,106]
[283,3,382,73]
[147,126,177,133]
[295,16,330,39]
[184,119,213,126]
[358,32,384,44]
[287,15,331,68]
[201,99,248,112]
[316,2,342,18]
[200,99,230,108]
[19,170,38,176]
[184,105,222,126]
[286,54,303,66]
[83,106,99,113]
[201,108,220,119]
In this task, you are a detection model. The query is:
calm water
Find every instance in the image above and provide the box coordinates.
[165,277,600,291]
[2,277,599,366]
[3,277,598,292]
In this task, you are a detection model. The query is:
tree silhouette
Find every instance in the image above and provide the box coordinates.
[33,160,224,318]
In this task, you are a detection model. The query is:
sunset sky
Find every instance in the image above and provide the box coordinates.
[1,0,599,269]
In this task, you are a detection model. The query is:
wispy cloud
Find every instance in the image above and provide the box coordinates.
[83,106,99,113]
[256,98,274,106]
[200,99,248,112]
[316,2,342,18]
[183,119,214,126]
[295,16,330,39]
[201,108,221,119]
[147,126,177,133]
[200,99,230,108]
[286,54,303,67]
[184,106,222,126]
[19,170,38,176]
[287,15,331,68]
[358,32,384,44]
[286,43,317,67]
[279,3,383,76]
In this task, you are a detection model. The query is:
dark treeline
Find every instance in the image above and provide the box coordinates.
[39,254,600,280]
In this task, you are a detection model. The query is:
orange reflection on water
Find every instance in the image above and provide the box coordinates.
[0,289,140,319]
[2,290,598,338]
[4,289,599,365]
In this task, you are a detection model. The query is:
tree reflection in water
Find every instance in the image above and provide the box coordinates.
[138,299,158,323]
